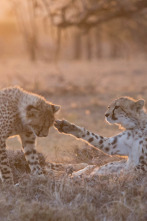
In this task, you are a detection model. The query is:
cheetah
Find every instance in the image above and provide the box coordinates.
[55,97,147,176]
[0,86,60,184]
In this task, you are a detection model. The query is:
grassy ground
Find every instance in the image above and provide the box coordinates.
[0,150,146,221]
[0,58,147,220]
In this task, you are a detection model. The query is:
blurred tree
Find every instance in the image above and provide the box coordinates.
[11,0,38,61]
[95,27,103,59]
[11,0,147,60]
[86,30,92,60]
[41,0,147,29]
[41,0,147,58]
[73,31,82,59]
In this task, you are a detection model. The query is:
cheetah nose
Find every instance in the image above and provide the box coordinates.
[105,113,109,117]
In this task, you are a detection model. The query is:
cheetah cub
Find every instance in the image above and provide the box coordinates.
[55,97,147,176]
[0,86,60,184]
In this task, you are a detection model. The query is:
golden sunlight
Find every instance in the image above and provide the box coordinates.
[0,0,11,20]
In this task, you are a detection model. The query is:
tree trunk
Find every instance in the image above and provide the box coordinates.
[73,32,82,60]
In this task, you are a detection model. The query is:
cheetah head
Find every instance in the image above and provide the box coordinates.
[105,97,145,129]
[26,101,60,137]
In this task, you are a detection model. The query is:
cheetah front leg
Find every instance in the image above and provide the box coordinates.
[55,120,130,156]
[0,140,14,184]
[20,131,43,177]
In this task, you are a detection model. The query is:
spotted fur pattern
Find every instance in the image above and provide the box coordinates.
[0,86,60,184]
[55,97,147,175]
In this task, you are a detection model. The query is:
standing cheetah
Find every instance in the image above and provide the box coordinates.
[55,97,147,176]
[0,86,60,184]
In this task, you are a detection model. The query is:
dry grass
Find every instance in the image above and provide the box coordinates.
[0,58,147,220]
[0,150,146,221]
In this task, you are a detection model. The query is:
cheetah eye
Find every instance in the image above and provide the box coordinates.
[107,106,110,109]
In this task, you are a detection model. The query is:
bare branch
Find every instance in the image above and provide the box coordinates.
[40,0,147,29]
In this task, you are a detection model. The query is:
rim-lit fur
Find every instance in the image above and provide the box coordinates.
[0,86,60,184]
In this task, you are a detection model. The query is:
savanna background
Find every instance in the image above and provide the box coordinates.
[0,0,147,220]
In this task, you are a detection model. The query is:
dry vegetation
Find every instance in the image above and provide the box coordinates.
[0,150,146,221]
[0,58,146,220]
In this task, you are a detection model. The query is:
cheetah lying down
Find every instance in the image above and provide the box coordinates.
[55,97,147,177]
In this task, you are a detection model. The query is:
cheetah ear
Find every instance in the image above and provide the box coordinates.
[51,104,60,113]
[26,105,39,117]
[135,99,144,111]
